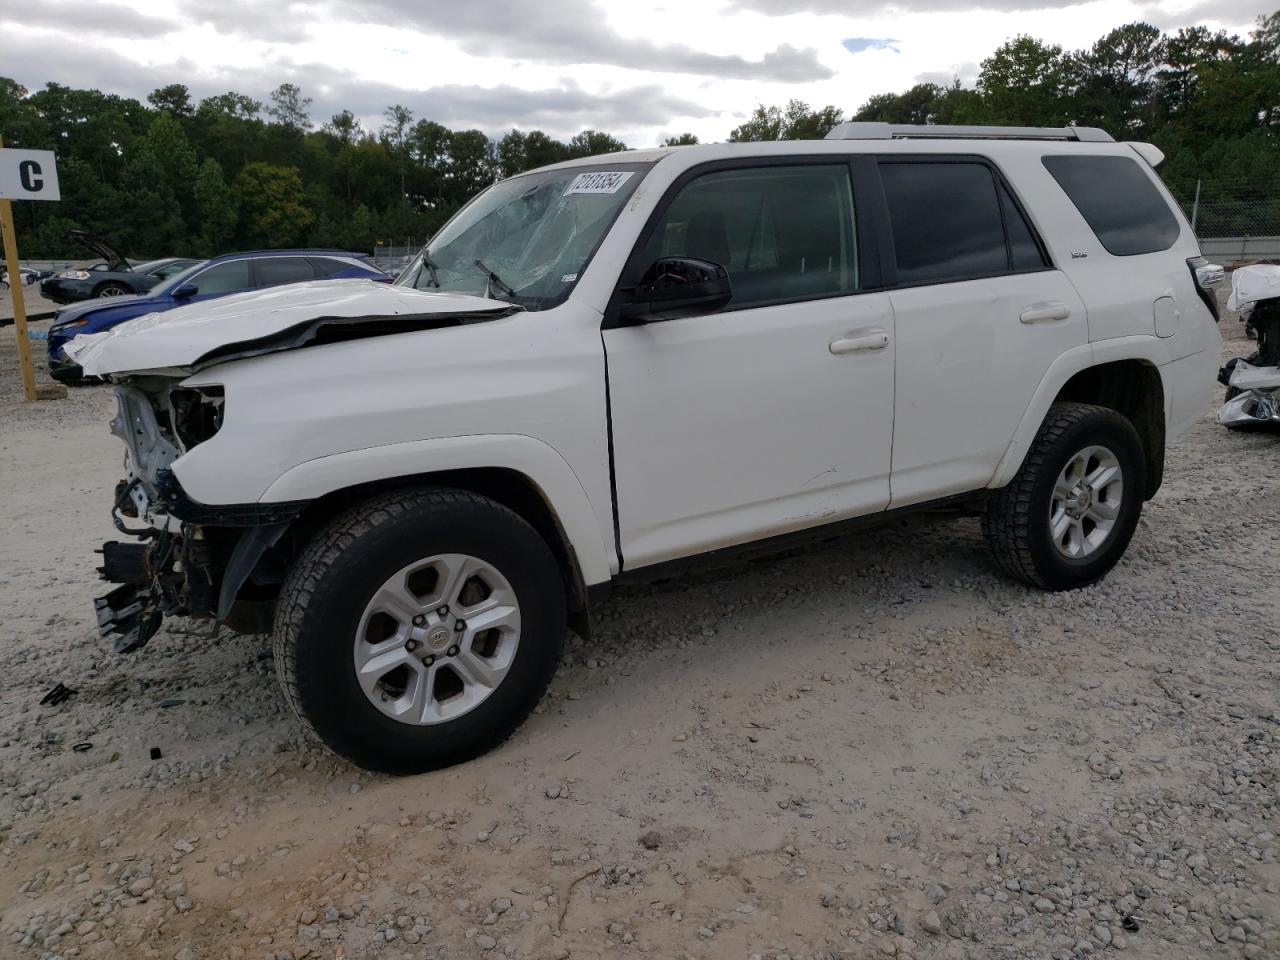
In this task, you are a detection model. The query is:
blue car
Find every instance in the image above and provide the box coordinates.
[48,249,389,383]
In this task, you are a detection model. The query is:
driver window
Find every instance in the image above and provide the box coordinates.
[641,164,859,308]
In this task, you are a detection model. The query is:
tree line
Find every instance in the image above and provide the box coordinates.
[0,12,1275,260]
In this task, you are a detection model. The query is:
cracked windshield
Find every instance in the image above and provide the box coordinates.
[396,163,649,310]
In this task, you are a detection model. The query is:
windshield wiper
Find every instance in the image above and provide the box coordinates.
[473,259,516,299]
[421,254,441,288]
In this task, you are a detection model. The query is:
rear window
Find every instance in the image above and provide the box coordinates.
[1042,155,1180,256]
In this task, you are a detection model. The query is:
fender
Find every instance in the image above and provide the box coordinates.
[989,336,1175,489]
[256,433,616,585]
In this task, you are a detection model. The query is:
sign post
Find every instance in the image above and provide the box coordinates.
[0,138,63,402]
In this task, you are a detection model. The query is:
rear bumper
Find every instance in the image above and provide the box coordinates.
[1161,347,1220,440]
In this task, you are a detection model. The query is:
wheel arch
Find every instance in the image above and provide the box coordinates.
[294,467,593,630]
[253,434,615,639]
[991,341,1169,500]
[1051,360,1165,499]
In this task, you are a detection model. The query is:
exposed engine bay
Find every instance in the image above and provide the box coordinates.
[96,380,298,652]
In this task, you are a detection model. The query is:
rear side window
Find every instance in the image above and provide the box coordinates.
[257,257,317,288]
[310,257,352,277]
[999,182,1048,272]
[1042,155,1180,256]
[881,161,1016,285]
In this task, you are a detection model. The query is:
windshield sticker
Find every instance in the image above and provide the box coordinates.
[563,171,634,196]
[561,273,578,283]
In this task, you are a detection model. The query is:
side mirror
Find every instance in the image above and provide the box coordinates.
[618,257,732,324]
[173,283,198,299]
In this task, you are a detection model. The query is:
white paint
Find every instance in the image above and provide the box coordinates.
[0,149,60,201]
[85,136,1221,585]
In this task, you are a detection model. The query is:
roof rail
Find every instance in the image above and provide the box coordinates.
[824,122,1114,143]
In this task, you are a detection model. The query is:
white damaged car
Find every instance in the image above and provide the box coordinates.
[73,126,1222,772]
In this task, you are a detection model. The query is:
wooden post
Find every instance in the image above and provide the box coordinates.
[0,192,38,402]
[0,135,63,401]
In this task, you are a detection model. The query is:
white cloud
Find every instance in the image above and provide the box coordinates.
[2,0,1271,146]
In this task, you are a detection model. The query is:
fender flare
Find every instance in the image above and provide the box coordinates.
[990,337,1173,489]
[259,433,615,585]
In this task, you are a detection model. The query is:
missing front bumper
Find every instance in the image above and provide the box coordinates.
[94,582,163,654]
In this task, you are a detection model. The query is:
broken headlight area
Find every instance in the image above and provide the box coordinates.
[98,378,302,653]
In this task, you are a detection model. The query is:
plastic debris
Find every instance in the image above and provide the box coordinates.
[39,683,77,706]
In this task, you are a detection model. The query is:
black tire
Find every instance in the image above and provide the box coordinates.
[983,402,1145,590]
[273,488,566,773]
[95,283,129,298]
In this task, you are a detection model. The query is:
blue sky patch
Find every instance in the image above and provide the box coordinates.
[842,37,901,55]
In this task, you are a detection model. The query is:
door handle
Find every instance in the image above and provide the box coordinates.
[829,329,889,355]
[1020,301,1071,324]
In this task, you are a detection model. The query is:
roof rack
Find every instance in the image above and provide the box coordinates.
[824,122,1114,143]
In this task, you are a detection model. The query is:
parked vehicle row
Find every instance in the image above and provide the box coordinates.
[67,124,1222,774]
[47,248,388,382]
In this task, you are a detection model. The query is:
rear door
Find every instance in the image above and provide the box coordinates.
[878,157,1088,507]
[603,159,896,569]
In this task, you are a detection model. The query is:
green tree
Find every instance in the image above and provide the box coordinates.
[233,162,314,246]
[193,158,238,255]
[729,100,843,141]
[662,133,699,145]
[325,109,362,146]
[978,36,1071,125]
[569,130,626,156]
[266,83,312,131]
[147,83,193,119]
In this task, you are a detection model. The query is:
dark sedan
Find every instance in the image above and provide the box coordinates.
[39,231,197,304]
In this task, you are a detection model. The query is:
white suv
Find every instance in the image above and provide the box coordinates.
[74,123,1223,772]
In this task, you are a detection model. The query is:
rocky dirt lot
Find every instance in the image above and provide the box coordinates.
[0,316,1276,960]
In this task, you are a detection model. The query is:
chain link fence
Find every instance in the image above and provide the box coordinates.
[1172,183,1280,260]
[368,244,421,277]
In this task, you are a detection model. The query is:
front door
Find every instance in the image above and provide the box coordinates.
[603,161,896,570]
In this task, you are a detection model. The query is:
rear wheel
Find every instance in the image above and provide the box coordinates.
[273,488,566,773]
[983,402,1145,590]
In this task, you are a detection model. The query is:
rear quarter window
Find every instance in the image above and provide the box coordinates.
[1042,155,1180,256]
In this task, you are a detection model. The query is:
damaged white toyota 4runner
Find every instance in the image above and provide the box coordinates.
[72,124,1223,773]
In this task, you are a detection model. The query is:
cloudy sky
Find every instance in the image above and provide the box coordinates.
[1,0,1270,145]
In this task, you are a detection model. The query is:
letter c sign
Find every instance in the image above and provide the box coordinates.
[18,160,42,193]
[0,149,60,201]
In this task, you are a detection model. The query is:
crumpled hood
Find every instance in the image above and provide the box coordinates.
[66,279,519,376]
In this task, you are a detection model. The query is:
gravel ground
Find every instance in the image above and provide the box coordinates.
[0,311,1276,960]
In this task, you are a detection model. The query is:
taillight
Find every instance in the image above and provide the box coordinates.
[1187,256,1224,322]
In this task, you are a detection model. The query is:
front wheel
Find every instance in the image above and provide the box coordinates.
[96,283,129,298]
[983,402,1145,590]
[273,488,566,773]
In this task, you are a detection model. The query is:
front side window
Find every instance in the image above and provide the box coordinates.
[192,260,251,295]
[881,161,1013,285]
[396,162,650,311]
[1042,155,1180,256]
[638,164,859,308]
[257,257,317,288]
